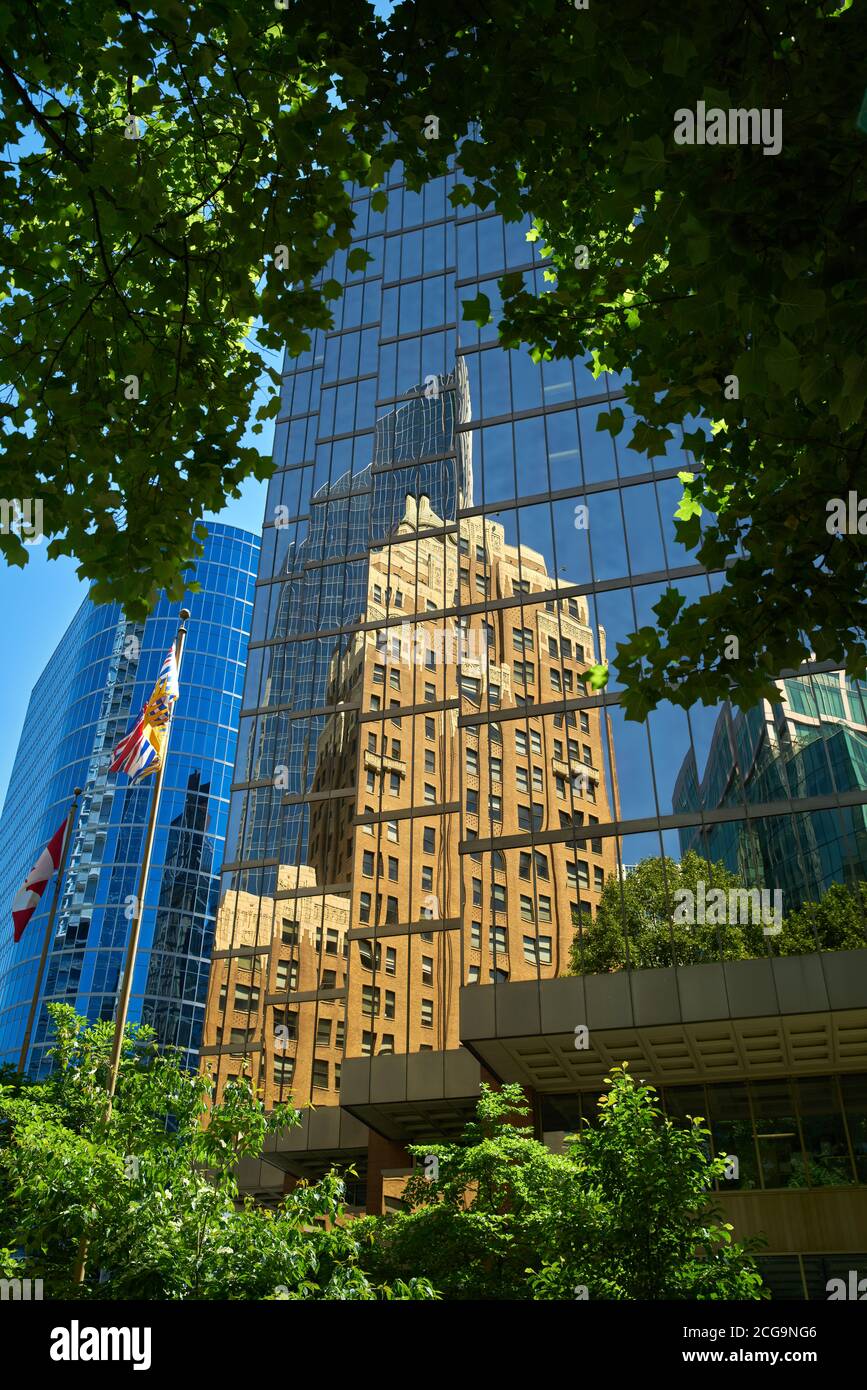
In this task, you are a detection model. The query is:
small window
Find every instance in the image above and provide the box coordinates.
[489,925,507,954]
[358,940,381,971]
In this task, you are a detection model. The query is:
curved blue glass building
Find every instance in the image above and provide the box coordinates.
[0,521,259,1073]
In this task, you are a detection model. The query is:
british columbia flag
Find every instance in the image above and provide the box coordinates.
[109,644,180,784]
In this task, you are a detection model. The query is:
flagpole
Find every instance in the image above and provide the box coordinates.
[72,608,190,1287]
[104,608,191,1108]
[17,787,82,1076]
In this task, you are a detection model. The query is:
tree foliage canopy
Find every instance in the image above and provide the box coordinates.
[570,853,867,973]
[0,0,391,616]
[0,1011,767,1300]
[2,0,864,707]
[0,1006,434,1299]
[358,1073,768,1300]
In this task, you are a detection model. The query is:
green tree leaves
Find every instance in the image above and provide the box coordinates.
[0,0,394,617]
[381,0,867,714]
[3,0,866,708]
[0,1006,435,1300]
[360,1075,766,1301]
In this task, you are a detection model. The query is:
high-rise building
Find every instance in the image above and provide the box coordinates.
[203,494,618,1109]
[0,522,259,1072]
[674,670,867,909]
[203,166,867,1294]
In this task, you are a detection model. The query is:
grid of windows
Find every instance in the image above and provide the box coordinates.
[204,166,867,1126]
[0,525,260,1074]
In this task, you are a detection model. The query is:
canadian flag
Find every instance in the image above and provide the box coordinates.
[12,819,67,943]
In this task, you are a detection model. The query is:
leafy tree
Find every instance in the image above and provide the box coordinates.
[0,0,393,616]
[359,1082,604,1300]
[360,1073,767,1301]
[0,1005,434,1300]
[570,849,764,973]
[384,0,867,716]
[778,880,867,956]
[570,855,867,973]
[4,4,865,708]
[531,1067,767,1301]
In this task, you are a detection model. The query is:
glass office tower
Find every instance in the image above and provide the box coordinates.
[203,162,867,1276]
[674,670,867,908]
[0,522,259,1073]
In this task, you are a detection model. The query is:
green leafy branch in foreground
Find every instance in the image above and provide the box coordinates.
[383,0,867,715]
[0,0,395,617]
[4,1,865,706]
[0,1005,434,1300]
[355,1073,768,1301]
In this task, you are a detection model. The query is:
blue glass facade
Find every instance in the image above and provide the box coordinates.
[0,522,259,1072]
[206,160,867,1120]
[674,671,867,909]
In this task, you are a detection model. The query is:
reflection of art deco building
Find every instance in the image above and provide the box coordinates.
[204,496,618,1113]
[204,172,867,1291]
[312,498,618,1063]
[673,671,867,910]
[202,865,348,1110]
[232,365,473,875]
